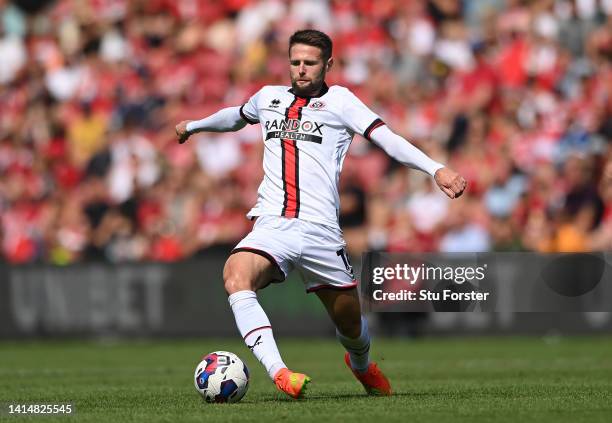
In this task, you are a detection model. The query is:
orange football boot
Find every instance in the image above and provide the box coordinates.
[344,352,392,396]
[274,368,311,399]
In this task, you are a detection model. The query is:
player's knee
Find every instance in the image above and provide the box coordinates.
[224,274,252,295]
[223,262,254,295]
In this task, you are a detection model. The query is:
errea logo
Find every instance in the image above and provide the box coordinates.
[309,100,326,110]
[269,99,281,108]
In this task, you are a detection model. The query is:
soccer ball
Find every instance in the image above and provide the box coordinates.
[194,351,249,403]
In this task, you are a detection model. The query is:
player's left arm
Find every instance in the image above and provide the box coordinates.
[369,125,467,199]
[340,87,466,199]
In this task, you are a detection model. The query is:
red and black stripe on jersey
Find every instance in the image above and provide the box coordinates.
[364,118,385,141]
[281,96,310,218]
[239,104,259,125]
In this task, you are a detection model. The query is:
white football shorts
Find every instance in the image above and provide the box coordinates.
[232,215,357,293]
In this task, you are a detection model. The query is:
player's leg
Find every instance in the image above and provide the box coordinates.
[225,228,310,398]
[315,288,369,370]
[295,219,389,394]
[315,287,392,396]
[225,252,288,380]
[224,250,281,294]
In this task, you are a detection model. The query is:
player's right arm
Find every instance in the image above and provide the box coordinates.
[176,90,262,144]
[175,107,247,144]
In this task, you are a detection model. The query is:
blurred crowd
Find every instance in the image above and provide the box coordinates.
[0,0,611,264]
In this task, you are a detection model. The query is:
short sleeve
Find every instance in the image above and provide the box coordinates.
[239,89,261,125]
[340,88,385,140]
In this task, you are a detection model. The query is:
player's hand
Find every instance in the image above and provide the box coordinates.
[434,167,467,199]
[175,120,192,144]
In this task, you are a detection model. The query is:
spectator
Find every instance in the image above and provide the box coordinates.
[0,0,610,264]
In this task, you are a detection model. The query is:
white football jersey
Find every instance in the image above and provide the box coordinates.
[240,84,384,229]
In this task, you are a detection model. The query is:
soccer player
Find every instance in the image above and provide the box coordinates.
[176,30,466,399]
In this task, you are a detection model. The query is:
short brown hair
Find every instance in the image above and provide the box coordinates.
[289,29,333,62]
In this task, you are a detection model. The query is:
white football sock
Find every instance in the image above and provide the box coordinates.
[228,290,287,380]
[337,315,371,373]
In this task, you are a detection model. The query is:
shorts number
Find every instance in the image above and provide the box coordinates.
[336,248,354,278]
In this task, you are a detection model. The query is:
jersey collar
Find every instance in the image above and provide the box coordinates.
[288,82,329,99]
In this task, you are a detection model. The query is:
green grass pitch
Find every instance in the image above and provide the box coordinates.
[1,337,611,422]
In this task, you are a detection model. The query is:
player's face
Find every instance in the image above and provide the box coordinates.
[289,43,333,97]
